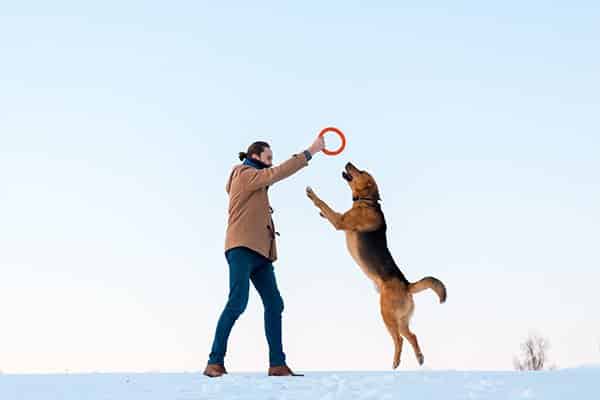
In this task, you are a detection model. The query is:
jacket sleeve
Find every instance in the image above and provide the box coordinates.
[243,152,309,191]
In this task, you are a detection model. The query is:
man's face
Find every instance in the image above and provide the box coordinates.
[252,147,273,167]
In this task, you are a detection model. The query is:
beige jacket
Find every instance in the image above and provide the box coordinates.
[224,152,310,261]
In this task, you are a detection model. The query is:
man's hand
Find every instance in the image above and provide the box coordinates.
[308,136,325,156]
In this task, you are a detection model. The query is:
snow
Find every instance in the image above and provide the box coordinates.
[1,369,596,400]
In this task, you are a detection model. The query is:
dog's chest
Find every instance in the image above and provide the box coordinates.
[345,231,381,285]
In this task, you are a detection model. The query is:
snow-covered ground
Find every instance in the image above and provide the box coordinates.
[1,368,596,400]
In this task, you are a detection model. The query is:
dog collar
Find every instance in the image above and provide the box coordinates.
[352,196,379,203]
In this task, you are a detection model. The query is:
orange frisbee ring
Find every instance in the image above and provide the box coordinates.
[318,127,346,156]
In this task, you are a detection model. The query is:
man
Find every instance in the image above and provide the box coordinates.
[204,137,325,377]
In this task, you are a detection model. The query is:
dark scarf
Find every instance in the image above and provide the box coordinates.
[243,158,270,170]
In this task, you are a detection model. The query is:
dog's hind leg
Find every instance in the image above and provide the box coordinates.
[398,320,424,366]
[380,293,404,369]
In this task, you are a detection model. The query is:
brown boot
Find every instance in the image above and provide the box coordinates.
[203,363,227,378]
[268,365,304,377]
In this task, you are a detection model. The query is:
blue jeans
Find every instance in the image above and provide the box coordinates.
[208,247,286,367]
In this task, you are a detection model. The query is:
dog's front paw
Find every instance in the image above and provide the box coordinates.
[306,186,318,201]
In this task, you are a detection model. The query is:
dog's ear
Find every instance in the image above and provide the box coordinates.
[372,182,381,201]
[366,180,381,201]
[366,179,381,201]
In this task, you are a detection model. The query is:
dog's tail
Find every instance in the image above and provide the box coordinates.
[408,277,447,303]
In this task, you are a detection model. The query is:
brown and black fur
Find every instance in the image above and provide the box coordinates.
[306,162,447,368]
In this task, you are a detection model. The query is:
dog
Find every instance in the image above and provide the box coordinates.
[306,162,447,368]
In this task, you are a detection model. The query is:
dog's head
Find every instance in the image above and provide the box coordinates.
[342,162,381,201]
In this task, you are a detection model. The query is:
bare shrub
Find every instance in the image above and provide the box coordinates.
[514,333,550,371]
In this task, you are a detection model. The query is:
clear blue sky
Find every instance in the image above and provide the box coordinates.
[1,1,599,373]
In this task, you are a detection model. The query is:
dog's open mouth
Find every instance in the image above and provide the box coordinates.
[343,162,356,182]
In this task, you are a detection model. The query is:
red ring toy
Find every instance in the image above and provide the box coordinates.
[318,127,346,156]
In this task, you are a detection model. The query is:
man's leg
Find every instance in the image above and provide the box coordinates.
[250,262,286,367]
[207,248,253,366]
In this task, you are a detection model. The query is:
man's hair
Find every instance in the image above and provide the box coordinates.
[239,141,270,161]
